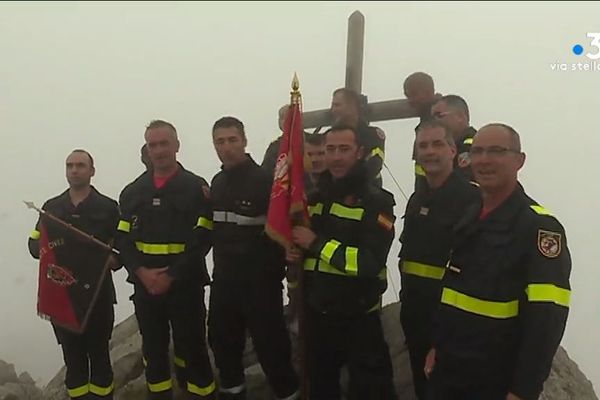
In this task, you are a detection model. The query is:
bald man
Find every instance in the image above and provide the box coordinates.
[404,72,441,126]
[261,104,291,179]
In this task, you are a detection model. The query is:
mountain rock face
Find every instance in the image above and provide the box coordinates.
[0,360,43,400]
[6,303,598,400]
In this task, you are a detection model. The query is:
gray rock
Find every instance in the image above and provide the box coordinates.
[35,302,599,400]
[0,361,19,386]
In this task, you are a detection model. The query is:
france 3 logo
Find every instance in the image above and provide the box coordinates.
[571,33,600,60]
[551,33,600,71]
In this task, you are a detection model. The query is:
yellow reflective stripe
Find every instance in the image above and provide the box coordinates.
[329,203,364,221]
[318,260,346,276]
[135,242,185,255]
[195,216,213,231]
[67,384,89,398]
[530,205,553,216]
[526,284,571,307]
[90,382,114,396]
[30,229,41,240]
[307,258,386,280]
[117,220,131,233]
[401,261,445,280]
[187,381,216,396]
[463,137,474,145]
[320,240,341,263]
[309,203,324,216]
[174,356,186,368]
[148,379,173,393]
[414,163,426,176]
[441,288,519,319]
[345,247,359,276]
[304,258,317,271]
[370,147,385,160]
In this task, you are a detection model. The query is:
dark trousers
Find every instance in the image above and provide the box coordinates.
[133,283,215,399]
[400,304,432,400]
[306,307,396,400]
[53,299,114,399]
[208,279,298,400]
[427,372,507,400]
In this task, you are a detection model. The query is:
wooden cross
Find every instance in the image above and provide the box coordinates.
[302,11,418,128]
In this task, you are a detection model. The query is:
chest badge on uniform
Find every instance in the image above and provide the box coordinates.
[458,152,471,168]
[152,198,161,206]
[419,207,429,216]
[538,229,562,258]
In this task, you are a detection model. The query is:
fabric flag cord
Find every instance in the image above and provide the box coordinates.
[265,74,309,400]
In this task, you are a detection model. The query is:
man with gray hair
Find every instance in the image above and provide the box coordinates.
[116,120,215,399]
[426,123,571,400]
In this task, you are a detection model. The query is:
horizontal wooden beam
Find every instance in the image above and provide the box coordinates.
[303,99,418,129]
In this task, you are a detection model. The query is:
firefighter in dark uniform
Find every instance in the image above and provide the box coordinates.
[208,117,299,400]
[261,104,290,178]
[426,124,572,400]
[398,120,479,400]
[430,95,477,182]
[330,88,386,187]
[288,125,397,400]
[403,71,443,191]
[28,149,119,399]
[116,120,215,399]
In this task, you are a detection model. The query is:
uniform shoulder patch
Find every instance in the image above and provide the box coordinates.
[538,229,562,258]
[375,127,386,140]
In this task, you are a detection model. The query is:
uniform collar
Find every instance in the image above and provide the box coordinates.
[221,154,257,176]
[455,182,527,235]
[57,186,101,211]
[318,161,369,199]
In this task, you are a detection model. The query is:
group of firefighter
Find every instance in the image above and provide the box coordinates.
[27,71,571,400]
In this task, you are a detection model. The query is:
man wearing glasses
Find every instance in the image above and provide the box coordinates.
[430,95,477,181]
[425,124,572,400]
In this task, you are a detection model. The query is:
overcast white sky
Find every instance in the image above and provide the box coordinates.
[1,1,598,391]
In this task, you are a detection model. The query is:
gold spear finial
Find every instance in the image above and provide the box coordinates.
[290,72,301,104]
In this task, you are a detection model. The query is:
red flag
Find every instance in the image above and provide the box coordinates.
[37,221,112,333]
[266,95,309,247]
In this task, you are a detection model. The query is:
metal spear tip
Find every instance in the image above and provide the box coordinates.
[349,10,365,23]
[292,72,300,91]
[24,200,36,209]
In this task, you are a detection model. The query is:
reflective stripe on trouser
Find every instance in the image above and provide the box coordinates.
[55,300,114,400]
[67,384,89,398]
[133,286,215,398]
[89,382,114,397]
[209,280,299,399]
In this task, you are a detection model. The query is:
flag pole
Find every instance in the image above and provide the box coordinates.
[289,73,309,400]
[24,201,119,254]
